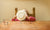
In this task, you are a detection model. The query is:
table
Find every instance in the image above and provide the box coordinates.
[0,21,50,30]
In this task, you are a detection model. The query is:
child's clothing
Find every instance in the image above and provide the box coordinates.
[12,16,36,21]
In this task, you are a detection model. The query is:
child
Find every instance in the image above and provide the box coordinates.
[12,9,36,21]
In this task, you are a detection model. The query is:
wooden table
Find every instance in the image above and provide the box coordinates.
[0,21,50,30]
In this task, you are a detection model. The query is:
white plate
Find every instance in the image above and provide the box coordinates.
[16,10,27,21]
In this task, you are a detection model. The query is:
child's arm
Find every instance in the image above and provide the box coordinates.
[26,14,29,19]
[26,14,36,21]
[12,15,17,21]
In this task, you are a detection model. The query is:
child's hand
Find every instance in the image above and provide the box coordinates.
[12,15,17,19]
[26,15,29,19]
[14,15,17,18]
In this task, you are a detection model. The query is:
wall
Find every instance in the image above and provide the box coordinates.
[35,0,50,21]
[0,0,50,21]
